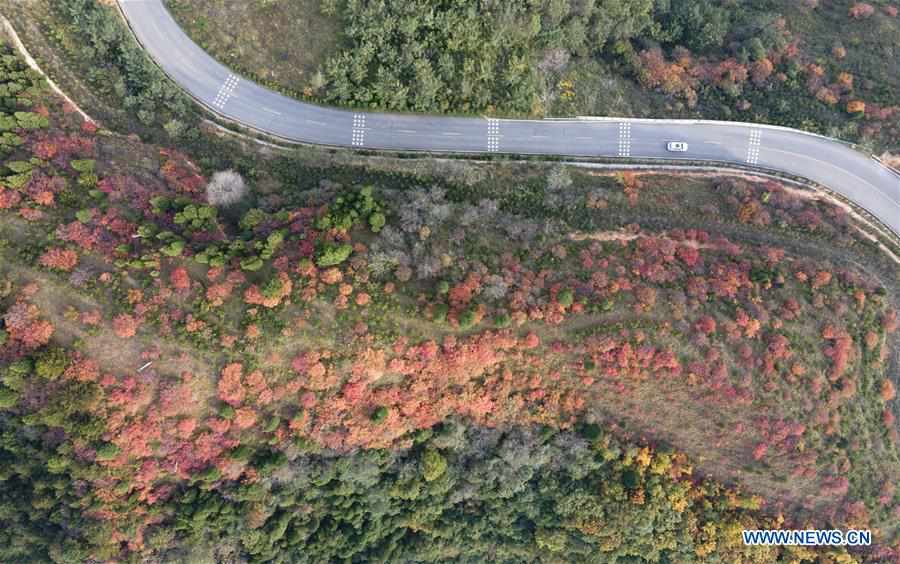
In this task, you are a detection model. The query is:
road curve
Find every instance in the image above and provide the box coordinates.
[119,0,900,235]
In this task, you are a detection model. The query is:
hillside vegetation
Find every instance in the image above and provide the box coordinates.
[0,39,899,562]
[166,0,900,152]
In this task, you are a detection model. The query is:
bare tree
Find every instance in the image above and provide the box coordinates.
[206,170,247,207]
[482,274,509,301]
[310,70,327,91]
[537,47,570,74]
[544,165,573,210]
[368,251,400,279]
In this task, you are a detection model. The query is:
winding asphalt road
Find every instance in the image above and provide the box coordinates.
[119,0,900,235]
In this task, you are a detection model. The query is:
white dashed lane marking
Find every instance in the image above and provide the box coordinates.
[352,114,366,147]
[746,129,762,165]
[487,119,500,152]
[618,122,632,157]
[212,74,239,110]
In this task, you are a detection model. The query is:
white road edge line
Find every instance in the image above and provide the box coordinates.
[765,147,900,212]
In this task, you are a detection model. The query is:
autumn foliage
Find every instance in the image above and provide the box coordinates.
[243,272,293,308]
[169,267,191,292]
[847,100,866,113]
[217,363,246,406]
[112,314,140,339]
[38,247,79,271]
[159,149,205,193]
[2,301,54,351]
[2,47,899,561]
[882,379,897,402]
[849,3,876,18]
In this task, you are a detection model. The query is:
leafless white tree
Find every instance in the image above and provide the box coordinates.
[206,170,247,207]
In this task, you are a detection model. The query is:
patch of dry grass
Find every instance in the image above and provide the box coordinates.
[167,0,341,95]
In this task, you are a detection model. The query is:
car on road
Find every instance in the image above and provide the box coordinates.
[666,141,689,152]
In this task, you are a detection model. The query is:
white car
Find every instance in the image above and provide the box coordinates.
[666,141,689,152]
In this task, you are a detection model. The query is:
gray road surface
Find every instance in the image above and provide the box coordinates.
[119,0,900,235]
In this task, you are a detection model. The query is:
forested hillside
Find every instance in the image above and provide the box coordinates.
[0,35,899,561]
[167,0,900,152]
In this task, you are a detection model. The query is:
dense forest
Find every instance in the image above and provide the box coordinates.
[1,2,900,562]
[321,0,703,113]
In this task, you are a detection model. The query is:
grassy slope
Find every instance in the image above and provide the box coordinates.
[2,73,898,536]
[167,0,341,97]
[783,1,900,103]
[549,1,900,144]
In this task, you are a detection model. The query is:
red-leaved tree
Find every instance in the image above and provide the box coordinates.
[170,267,191,292]
[218,363,246,406]
[38,248,79,272]
[112,314,140,339]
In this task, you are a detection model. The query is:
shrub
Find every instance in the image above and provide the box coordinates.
[847,100,866,113]
[35,348,68,380]
[70,159,96,173]
[254,450,288,477]
[160,240,185,257]
[14,111,49,129]
[371,406,389,423]
[316,185,384,232]
[433,303,449,323]
[240,257,264,272]
[621,469,640,489]
[174,204,217,230]
[0,385,18,409]
[259,231,285,260]
[229,445,254,461]
[4,170,32,189]
[239,208,266,231]
[2,359,31,391]
[369,212,386,233]
[316,243,352,267]
[95,443,120,461]
[5,161,32,173]
[421,449,447,482]
[199,466,222,482]
[458,308,477,330]
[77,172,98,188]
[263,416,281,433]
[579,423,602,440]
